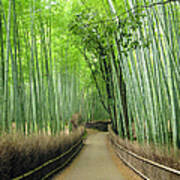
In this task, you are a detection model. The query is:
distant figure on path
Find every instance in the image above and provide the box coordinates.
[70,113,82,131]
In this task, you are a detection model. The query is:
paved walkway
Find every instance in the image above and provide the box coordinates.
[54,132,125,180]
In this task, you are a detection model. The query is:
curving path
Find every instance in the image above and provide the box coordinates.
[54,132,125,180]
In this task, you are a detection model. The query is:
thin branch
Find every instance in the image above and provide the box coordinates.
[83,0,179,25]
[118,0,179,17]
[82,49,110,114]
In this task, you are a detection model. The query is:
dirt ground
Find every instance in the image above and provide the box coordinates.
[53,130,142,180]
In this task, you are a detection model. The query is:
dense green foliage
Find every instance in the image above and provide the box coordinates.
[69,0,180,149]
[0,0,179,150]
[0,0,108,135]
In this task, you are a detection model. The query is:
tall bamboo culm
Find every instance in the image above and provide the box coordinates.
[0,0,88,135]
[107,0,180,148]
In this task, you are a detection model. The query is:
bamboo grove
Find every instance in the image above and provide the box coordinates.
[70,0,180,148]
[0,0,180,150]
[0,0,108,135]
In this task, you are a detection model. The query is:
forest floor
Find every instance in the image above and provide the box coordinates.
[53,129,142,180]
